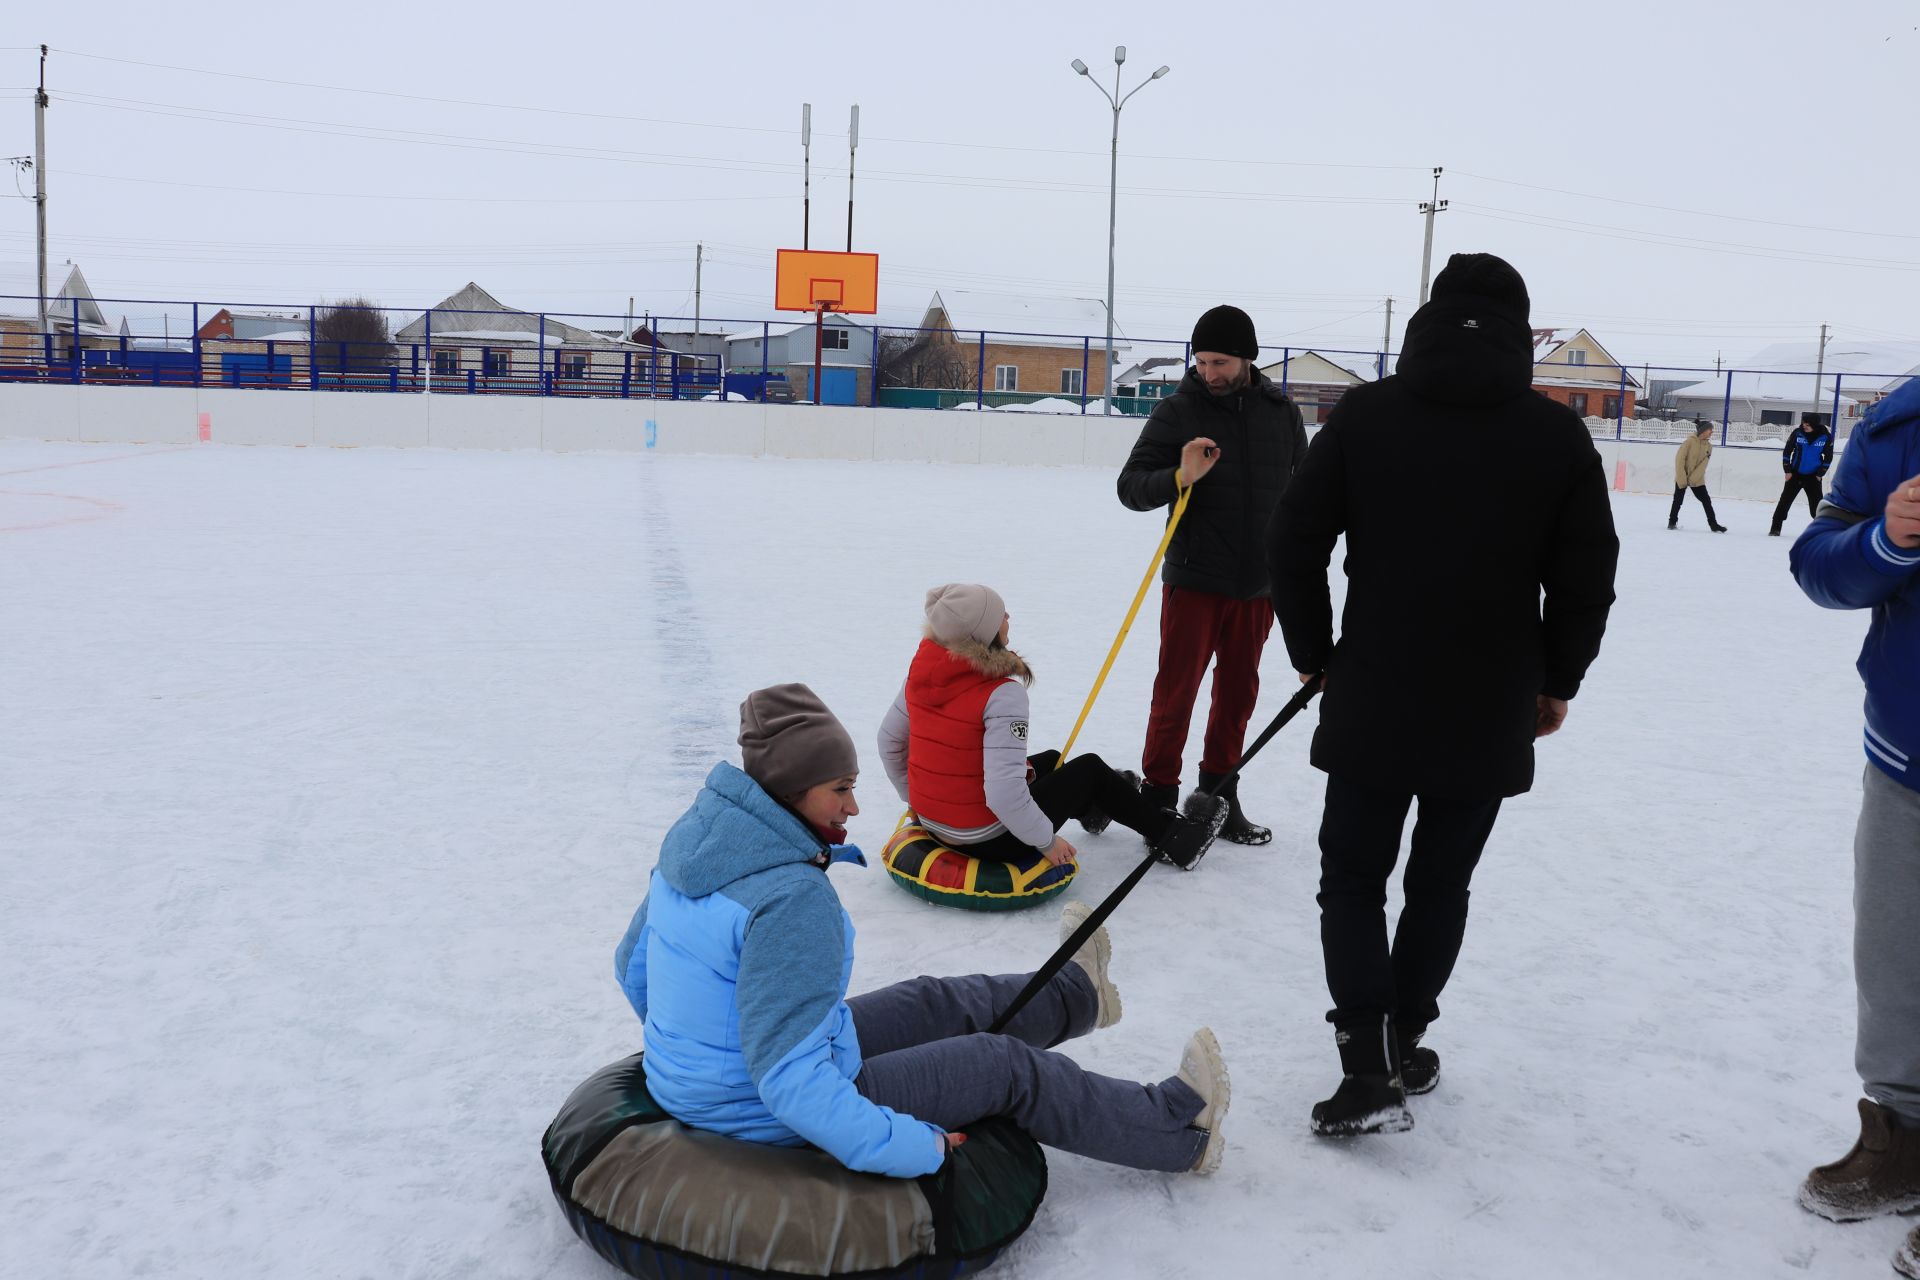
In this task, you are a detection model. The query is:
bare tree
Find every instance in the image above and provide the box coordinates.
[876,329,976,390]
[312,297,397,372]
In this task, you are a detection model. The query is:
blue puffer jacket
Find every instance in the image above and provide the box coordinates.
[1790,377,1920,791]
[613,761,946,1177]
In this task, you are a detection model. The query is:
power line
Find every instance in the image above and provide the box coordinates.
[1454,204,1920,273]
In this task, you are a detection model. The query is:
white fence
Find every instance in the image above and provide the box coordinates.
[0,381,1805,504]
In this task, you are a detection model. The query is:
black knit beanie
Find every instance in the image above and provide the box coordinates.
[1191,305,1258,360]
[1429,253,1530,322]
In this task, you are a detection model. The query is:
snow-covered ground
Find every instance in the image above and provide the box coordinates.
[0,439,1896,1279]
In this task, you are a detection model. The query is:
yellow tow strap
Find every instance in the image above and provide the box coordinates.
[1054,480,1194,766]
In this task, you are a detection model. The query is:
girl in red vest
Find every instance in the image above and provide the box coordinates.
[878,584,1225,870]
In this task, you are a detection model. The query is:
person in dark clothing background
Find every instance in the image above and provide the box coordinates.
[1117,305,1308,846]
[1771,414,1835,537]
[1267,253,1619,1137]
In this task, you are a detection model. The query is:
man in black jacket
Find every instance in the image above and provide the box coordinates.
[1770,413,1835,537]
[1117,305,1308,845]
[1268,254,1618,1136]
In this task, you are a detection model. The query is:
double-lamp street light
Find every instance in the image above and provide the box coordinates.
[1071,47,1169,416]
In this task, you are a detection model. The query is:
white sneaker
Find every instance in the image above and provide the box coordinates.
[1059,900,1121,1029]
[1177,1027,1231,1175]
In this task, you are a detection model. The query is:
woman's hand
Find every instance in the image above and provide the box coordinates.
[1043,835,1078,866]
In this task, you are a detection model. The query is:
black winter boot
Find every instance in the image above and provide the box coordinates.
[1395,1022,1440,1096]
[1152,796,1227,870]
[1195,771,1272,846]
[1139,781,1177,813]
[1310,1016,1413,1137]
[1079,769,1140,836]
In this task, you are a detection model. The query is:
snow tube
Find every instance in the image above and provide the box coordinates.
[543,1052,1047,1280]
[881,816,1075,913]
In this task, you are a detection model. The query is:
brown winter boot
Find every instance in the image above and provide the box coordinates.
[1896,1223,1920,1280]
[1797,1099,1920,1222]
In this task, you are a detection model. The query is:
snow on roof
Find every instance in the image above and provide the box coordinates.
[394,282,625,347]
[723,315,869,343]
[1264,349,1379,384]
[1115,356,1187,385]
[1667,340,1920,404]
[0,261,106,327]
[922,290,1127,350]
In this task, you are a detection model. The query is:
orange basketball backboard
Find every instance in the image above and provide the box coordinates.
[775,249,879,314]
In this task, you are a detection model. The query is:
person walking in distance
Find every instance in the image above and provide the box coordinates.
[1117,305,1308,846]
[1771,413,1835,537]
[1268,253,1619,1136]
[1787,375,1920,1279]
[1670,420,1727,532]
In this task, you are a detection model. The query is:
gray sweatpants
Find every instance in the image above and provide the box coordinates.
[1856,764,1920,1124]
[849,966,1207,1172]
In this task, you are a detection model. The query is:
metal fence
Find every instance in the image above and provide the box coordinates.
[1,294,1910,448]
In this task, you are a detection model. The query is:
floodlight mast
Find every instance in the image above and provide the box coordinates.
[801,103,812,250]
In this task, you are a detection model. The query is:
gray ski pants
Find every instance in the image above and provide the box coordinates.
[848,966,1207,1172]
[1856,764,1920,1124]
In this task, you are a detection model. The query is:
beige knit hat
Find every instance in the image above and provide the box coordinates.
[924,583,1006,647]
[737,683,859,799]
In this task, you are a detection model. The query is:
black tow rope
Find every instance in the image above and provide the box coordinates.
[985,678,1323,1036]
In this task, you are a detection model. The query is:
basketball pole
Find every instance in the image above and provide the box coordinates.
[814,302,827,405]
[801,103,813,250]
[846,105,859,253]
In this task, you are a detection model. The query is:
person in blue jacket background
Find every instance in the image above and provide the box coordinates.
[1771,413,1835,537]
[614,682,1232,1180]
[1788,376,1920,1279]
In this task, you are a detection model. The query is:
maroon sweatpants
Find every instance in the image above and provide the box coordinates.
[1141,584,1275,787]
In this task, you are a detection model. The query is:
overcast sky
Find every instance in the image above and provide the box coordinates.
[4,0,1917,372]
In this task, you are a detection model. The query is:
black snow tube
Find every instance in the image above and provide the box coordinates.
[542,1053,1047,1279]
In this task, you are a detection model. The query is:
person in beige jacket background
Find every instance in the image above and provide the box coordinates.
[1669,420,1728,532]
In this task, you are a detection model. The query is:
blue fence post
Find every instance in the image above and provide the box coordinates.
[308,305,318,390]
[1830,379,1843,428]
[388,367,398,392]
[539,314,548,395]
[1615,365,1627,436]
[424,306,433,392]
[467,369,476,394]
[622,350,632,399]
[191,302,201,386]
[1278,347,1290,400]
[1080,337,1090,414]
[69,296,81,383]
[869,330,880,407]
[976,332,986,410]
[1720,372,1733,445]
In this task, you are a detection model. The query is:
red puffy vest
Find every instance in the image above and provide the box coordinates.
[905,637,1015,829]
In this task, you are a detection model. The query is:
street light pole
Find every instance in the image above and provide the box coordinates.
[1073,48,1168,416]
[1417,166,1448,306]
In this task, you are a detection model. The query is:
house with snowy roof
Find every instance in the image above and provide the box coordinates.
[393,282,685,388]
[1529,328,1642,420]
[915,290,1128,399]
[723,313,876,404]
[1667,340,1920,436]
[0,262,115,369]
[1259,349,1379,424]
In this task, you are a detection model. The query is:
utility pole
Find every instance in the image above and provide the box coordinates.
[1812,322,1830,424]
[694,243,703,337]
[1417,166,1447,306]
[846,104,859,252]
[34,44,49,360]
[1379,296,1393,376]
[801,103,812,250]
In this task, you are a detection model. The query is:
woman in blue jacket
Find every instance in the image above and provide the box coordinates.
[614,682,1231,1179]
[1789,377,1920,1279]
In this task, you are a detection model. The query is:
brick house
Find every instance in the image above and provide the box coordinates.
[1532,328,1640,419]
[912,290,1126,398]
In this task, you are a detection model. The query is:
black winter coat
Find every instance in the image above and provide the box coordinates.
[1267,294,1619,799]
[1117,367,1308,599]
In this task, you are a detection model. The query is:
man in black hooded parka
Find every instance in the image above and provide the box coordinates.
[1267,253,1619,1136]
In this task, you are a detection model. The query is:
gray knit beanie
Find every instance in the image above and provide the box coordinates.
[737,683,858,799]
[924,583,1006,647]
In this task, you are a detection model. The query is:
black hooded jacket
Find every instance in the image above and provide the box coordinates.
[1116,366,1308,599]
[1266,289,1620,798]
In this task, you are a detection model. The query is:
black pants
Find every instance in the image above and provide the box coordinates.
[1669,484,1719,526]
[1771,474,1823,532]
[960,752,1171,862]
[1317,773,1503,1031]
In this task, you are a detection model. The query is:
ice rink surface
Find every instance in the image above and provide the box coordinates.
[0,439,1896,1278]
